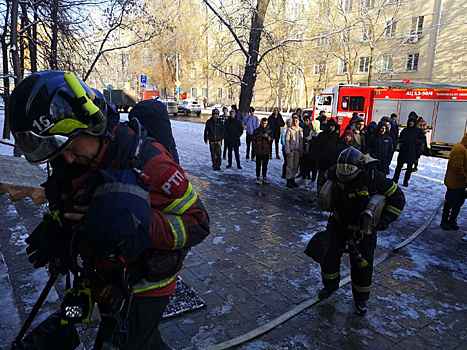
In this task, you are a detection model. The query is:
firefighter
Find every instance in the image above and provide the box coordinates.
[8,71,210,349]
[317,147,405,316]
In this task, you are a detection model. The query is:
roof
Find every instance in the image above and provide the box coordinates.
[371,80,467,89]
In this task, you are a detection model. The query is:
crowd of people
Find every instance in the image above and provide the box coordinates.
[204,106,431,190]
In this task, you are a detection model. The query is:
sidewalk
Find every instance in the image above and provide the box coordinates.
[1,154,466,350]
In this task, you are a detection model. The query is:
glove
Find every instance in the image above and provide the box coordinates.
[25,214,70,271]
[376,218,390,231]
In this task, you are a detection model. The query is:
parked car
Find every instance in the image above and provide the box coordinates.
[177,99,202,116]
[160,99,178,117]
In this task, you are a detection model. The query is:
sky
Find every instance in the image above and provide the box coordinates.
[0,107,465,349]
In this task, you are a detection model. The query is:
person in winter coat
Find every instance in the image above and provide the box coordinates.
[281,118,292,178]
[392,114,425,187]
[365,121,377,147]
[318,110,328,131]
[204,108,224,171]
[389,113,399,147]
[253,118,273,184]
[243,107,260,160]
[306,120,321,184]
[368,121,394,176]
[300,115,313,181]
[8,71,210,350]
[268,107,285,159]
[315,147,405,316]
[231,104,243,122]
[314,118,340,192]
[352,118,367,153]
[345,112,360,131]
[440,133,467,231]
[414,117,429,171]
[337,130,358,156]
[220,106,230,160]
[285,115,304,188]
[224,109,244,169]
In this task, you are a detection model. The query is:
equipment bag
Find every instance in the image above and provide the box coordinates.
[304,230,332,264]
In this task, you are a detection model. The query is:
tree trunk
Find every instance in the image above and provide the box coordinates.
[238,0,270,118]
[10,0,21,84]
[50,0,59,69]
[1,0,11,139]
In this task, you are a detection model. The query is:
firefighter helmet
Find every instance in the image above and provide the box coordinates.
[8,71,107,164]
[336,147,365,182]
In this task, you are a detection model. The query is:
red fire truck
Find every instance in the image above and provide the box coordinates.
[312,82,467,151]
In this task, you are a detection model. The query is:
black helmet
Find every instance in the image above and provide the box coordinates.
[212,108,220,116]
[8,71,107,164]
[336,147,365,182]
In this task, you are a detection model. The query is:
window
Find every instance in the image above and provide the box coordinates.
[361,26,370,42]
[228,65,233,74]
[238,65,244,76]
[217,88,222,99]
[362,0,374,8]
[227,88,233,100]
[191,88,197,98]
[252,89,255,101]
[358,57,370,73]
[313,63,326,75]
[342,96,365,111]
[406,53,419,71]
[202,88,208,98]
[190,68,196,79]
[216,68,222,77]
[381,55,393,72]
[384,21,397,38]
[342,0,353,12]
[217,21,224,32]
[338,59,348,75]
[410,16,424,36]
[316,36,329,48]
[318,2,331,16]
[179,69,183,79]
[387,0,399,4]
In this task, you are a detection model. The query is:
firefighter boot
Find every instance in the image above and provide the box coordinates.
[318,286,338,300]
[355,300,368,316]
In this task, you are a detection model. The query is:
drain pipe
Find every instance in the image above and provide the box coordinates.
[430,0,444,82]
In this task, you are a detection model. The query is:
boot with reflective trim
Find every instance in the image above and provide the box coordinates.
[355,300,367,316]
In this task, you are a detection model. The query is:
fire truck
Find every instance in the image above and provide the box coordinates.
[312,82,467,151]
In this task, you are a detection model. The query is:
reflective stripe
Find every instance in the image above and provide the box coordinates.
[384,183,397,197]
[357,190,369,196]
[386,204,401,216]
[349,193,356,198]
[322,271,340,280]
[133,274,178,294]
[352,282,371,293]
[166,214,187,249]
[163,182,198,215]
[94,183,150,205]
[337,181,345,189]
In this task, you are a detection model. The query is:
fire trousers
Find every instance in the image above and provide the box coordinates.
[320,217,377,301]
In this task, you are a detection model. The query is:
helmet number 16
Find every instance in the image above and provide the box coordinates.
[32,116,52,133]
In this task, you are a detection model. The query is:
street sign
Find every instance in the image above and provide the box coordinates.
[175,87,181,94]
[175,81,181,87]
[140,75,147,84]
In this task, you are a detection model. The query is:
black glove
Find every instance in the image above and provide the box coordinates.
[376,218,390,231]
[26,214,70,271]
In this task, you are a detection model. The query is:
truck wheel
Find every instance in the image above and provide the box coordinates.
[196,112,201,117]
[184,109,189,116]
[173,113,177,117]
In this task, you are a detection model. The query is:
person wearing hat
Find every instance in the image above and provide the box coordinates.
[243,107,259,161]
[337,129,357,156]
[392,113,425,186]
[224,109,244,169]
[204,108,225,170]
[368,121,394,176]
[314,118,340,192]
[345,112,360,131]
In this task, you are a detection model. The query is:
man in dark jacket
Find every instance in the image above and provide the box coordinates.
[316,147,405,316]
[389,113,399,147]
[224,109,244,169]
[220,106,230,160]
[268,107,285,159]
[392,114,425,186]
[368,121,394,176]
[314,118,340,191]
[253,118,273,184]
[204,108,224,171]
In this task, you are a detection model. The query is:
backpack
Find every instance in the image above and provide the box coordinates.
[128,99,180,164]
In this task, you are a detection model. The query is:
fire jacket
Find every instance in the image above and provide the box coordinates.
[323,165,405,230]
[65,123,210,301]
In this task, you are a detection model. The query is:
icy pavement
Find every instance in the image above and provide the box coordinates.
[0,114,466,349]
